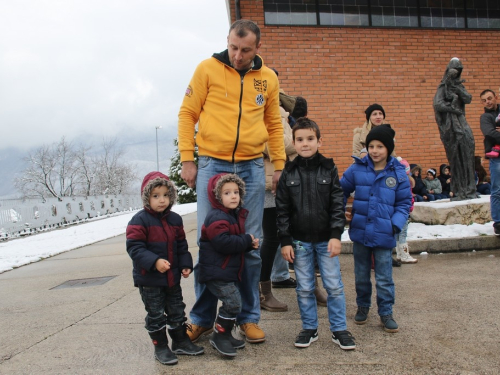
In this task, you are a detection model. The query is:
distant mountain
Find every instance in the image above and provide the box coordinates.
[0,129,177,200]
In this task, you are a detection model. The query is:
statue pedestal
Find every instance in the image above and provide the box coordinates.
[410,196,492,225]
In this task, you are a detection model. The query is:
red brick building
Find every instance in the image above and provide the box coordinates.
[225,0,500,176]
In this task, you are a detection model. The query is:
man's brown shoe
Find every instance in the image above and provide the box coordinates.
[186,323,213,343]
[239,323,266,343]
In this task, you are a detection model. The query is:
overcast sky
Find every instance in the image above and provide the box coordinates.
[0,0,229,151]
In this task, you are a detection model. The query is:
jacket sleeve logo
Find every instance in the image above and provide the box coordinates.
[254,79,268,93]
[185,85,193,97]
[256,94,264,106]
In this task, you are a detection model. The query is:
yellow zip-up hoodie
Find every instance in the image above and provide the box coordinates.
[178,51,285,171]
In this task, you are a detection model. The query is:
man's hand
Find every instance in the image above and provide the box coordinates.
[181,269,191,278]
[155,258,171,273]
[272,170,282,195]
[281,245,294,263]
[181,161,197,189]
[328,238,341,258]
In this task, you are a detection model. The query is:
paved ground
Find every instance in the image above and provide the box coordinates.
[1,212,499,375]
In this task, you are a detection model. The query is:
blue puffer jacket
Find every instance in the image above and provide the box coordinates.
[340,156,411,249]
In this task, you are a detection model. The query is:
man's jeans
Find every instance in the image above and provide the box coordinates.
[489,158,500,225]
[271,248,290,282]
[353,242,395,317]
[294,240,347,332]
[138,284,186,332]
[190,156,265,327]
[205,280,242,319]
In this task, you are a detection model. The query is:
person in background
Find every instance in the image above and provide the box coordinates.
[423,168,446,200]
[475,156,491,195]
[341,125,411,333]
[126,172,204,366]
[395,159,418,264]
[410,165,433,202]
[479,89,500,236]
[178,19,286,344]
[438,164,454,198]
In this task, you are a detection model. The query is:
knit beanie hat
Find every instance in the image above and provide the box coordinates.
[397,157,411,176]
[365,124,395,157]
[213,173,246,208]
[365,103,386,121]
[427,168,437,177]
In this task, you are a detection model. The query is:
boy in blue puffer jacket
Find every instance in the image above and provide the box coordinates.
[340,125,411,333]
[126,172,204,365]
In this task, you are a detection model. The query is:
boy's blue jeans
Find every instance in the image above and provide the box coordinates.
[190,156,265,327]
[353,242,395,317]
[138,284,186,332]
[293,240,347,332]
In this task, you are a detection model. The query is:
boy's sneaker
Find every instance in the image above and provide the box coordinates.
[294,329,318,348]
[380,314,399,333]
[354,306,369,325]
[331,330,356,350]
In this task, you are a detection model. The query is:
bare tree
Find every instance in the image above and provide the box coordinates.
[15,137,137,198]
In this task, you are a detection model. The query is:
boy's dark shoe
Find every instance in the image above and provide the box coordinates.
[354,306,370,325]
[168,324,205,356]
[494,223,500,237]
[380,314,399,333]
[149,328,178,365]
[294,329,318,348]
[210,316,238,357]
[392,257,401,267]
[272,277,297,288]
[331,330,356,350]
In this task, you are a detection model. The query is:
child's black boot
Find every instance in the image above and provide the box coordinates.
[149,328,178,365]
[168,324,205,356]
[209,316,238,357]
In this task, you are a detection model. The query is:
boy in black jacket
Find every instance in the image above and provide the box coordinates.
[276,118,355,350]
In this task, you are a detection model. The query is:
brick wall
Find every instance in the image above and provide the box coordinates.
[229,1,499,176]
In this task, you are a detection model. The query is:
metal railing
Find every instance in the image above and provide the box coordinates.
[0,194,142,239]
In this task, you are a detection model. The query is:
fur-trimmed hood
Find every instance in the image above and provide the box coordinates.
[208,173,246,211]
[141,171,177,210]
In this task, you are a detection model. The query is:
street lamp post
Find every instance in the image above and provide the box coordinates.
[155,126,162,171]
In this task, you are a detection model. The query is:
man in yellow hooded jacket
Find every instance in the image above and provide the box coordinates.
[178,19,285,344]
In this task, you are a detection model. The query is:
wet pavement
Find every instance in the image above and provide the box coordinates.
[1,212,499,375]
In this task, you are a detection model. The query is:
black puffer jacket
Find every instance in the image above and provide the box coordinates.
[276,152,345,247]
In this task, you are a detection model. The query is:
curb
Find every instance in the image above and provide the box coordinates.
[340,235,500,254]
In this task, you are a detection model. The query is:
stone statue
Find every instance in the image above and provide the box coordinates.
[433,58,478,201]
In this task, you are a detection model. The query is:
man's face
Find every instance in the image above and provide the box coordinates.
[480,92,498,110]
[227,30,261,71]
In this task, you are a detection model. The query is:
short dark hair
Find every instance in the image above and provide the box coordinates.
[291,96,308,119]
[480,89,496,97]
[229,19,261,45]
[292,117,321,140]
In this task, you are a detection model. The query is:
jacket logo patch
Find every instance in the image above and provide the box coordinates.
[385,177,397,188]
[256,94,264,106]
[254,79,267,93]
[185,85,193,97]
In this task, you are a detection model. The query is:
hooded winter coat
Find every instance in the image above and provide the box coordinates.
[198,173,254,284]
[410,165,429,197]
[341,156,411,249]
[126,172,193,287]
[438,164,452,195]
[178,50,286,170]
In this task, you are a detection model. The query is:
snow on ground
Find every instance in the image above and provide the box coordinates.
[0,201,496,274]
